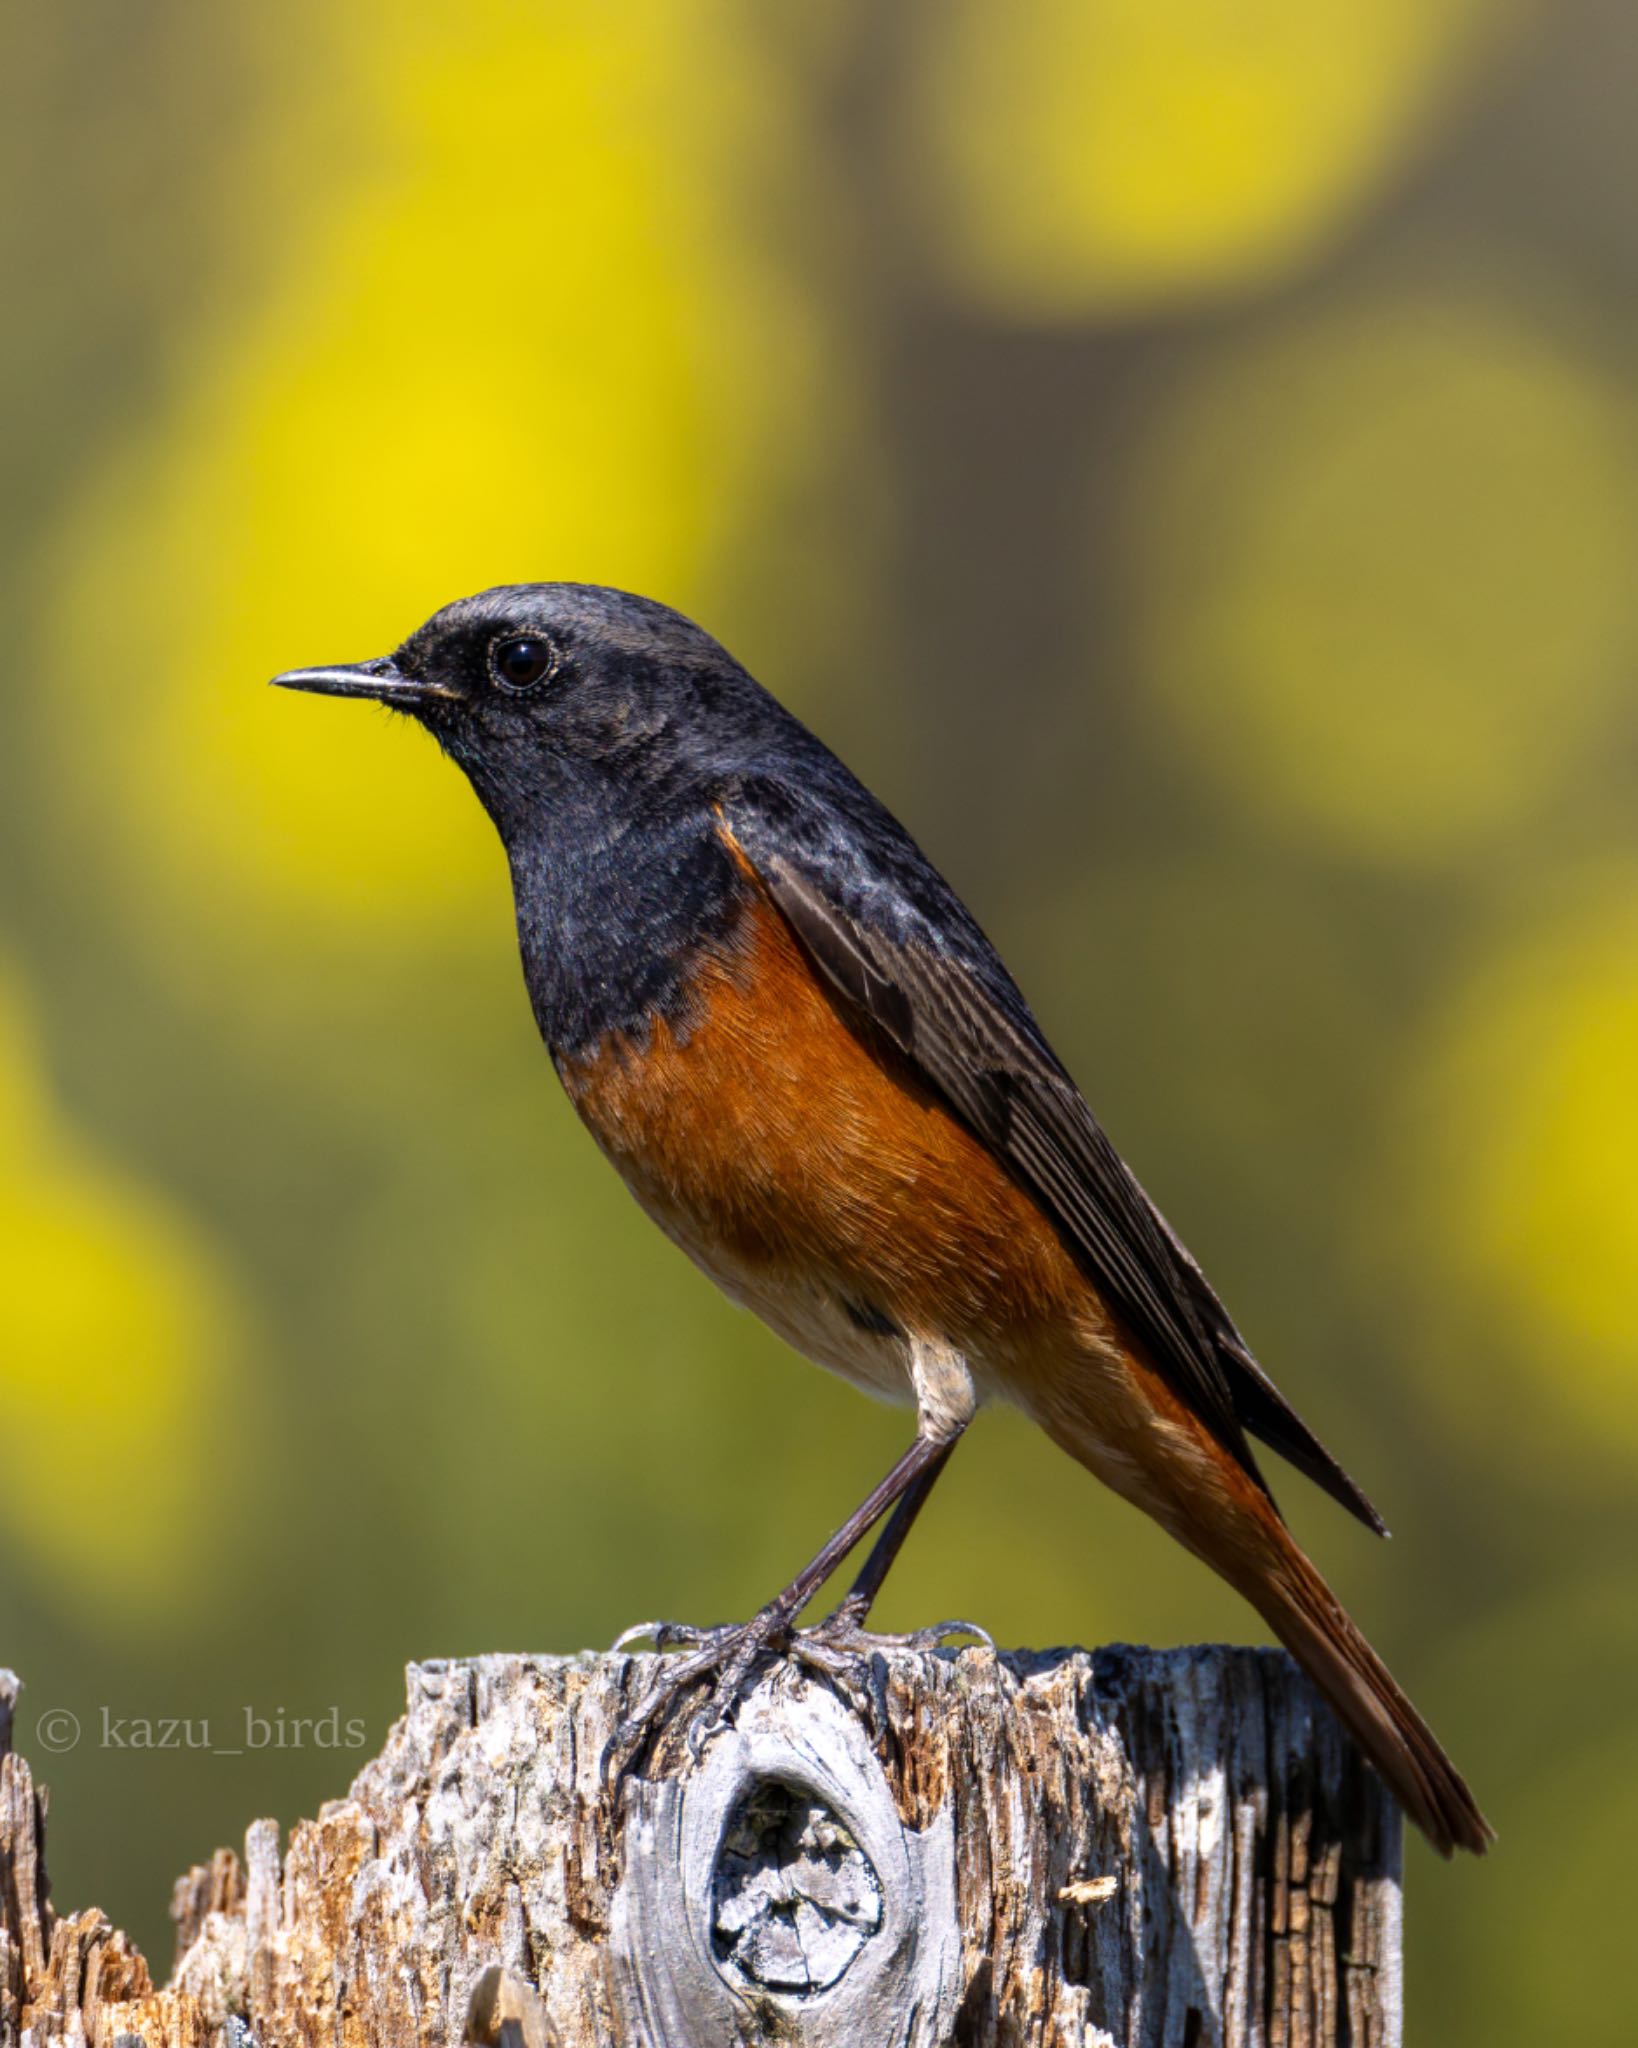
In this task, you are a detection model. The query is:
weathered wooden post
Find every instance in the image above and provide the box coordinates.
[1,1647,1401,2047]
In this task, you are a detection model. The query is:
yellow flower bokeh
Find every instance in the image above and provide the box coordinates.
[0,972,243,1622]
[1381,877,1638,1456]
[911,0,1514,318]
[1136,293,1636,864]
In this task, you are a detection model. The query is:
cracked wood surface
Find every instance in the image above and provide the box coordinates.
[0,1647,1401,2047]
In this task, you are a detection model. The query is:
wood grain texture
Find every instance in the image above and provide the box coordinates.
[0,1650,1401,2048]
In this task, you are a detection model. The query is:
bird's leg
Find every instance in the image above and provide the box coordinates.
[825,1441,953,1626]
[809,1337,990,1647]
[606,1345,986,1784]
[793,1437,993,1672]
[607,1419,964,1780]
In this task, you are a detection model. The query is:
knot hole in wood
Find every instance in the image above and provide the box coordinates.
[608,1667,964,2045]
[711,1778,884,1994]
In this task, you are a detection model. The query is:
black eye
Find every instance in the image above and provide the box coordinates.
[490,635,558,693]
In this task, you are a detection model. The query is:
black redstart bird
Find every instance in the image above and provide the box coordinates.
[274,583,1490,1854]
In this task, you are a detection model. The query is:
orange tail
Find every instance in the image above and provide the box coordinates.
[1249,1527,1493,1856]
[1032,1360,1493,1856]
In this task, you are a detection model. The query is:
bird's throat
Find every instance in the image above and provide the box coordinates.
[508,811,749,1059]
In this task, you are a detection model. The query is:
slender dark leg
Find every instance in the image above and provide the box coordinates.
[827,1440,956,1627]
[608,1422,969,1776]
[742,1427,956,1630]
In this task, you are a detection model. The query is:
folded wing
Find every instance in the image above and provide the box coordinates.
[726,797,1385,1536]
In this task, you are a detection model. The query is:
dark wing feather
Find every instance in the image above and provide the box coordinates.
[745,827,1386,1537]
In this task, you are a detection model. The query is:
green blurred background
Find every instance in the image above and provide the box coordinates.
[3,2,1634,2037]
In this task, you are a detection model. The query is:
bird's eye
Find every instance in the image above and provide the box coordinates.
[490,635,558,693]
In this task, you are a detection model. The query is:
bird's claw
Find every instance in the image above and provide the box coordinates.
[778,1612,994,1732]
[602,1606,992,1794]
[603,1607,796,1790]
[609,1618,720,1655]
[797,1607,995,1659]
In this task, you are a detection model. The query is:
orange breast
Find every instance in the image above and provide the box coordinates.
[560,868,1272,1561]
[559,889,1098,1352]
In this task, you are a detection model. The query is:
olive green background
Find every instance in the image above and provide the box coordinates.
[4,6,1635,2039]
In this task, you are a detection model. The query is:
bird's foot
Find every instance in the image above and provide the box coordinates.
[603,1605,993,1790]
[773,1606,996,1741]
[793,1598,994,1665]
[605,1603,800,1787]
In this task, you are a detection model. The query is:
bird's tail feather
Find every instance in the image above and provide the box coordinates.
[1247,1530,1493,1856]
[1034,1380,1492,1854]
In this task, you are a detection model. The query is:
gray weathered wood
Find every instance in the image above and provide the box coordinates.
[0,1646,1401,2047]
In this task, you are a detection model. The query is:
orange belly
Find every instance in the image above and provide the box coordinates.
[560,893,1094,1354]
[559,887,1251,1548]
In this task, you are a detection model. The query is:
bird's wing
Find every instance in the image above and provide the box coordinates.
[723,786,1386,1536]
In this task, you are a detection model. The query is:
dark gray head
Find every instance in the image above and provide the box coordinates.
[272,582,898,1048]
[272,583,778,847]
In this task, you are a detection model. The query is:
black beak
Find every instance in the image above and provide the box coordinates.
[270,656,458,707]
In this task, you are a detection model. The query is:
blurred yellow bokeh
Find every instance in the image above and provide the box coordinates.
[1384,877,1638,1457]
[911,0,1513,318]
[1137,293,1636,864]
[0,972,241,1622]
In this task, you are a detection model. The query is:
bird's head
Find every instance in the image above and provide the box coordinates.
[272,583,759,844]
